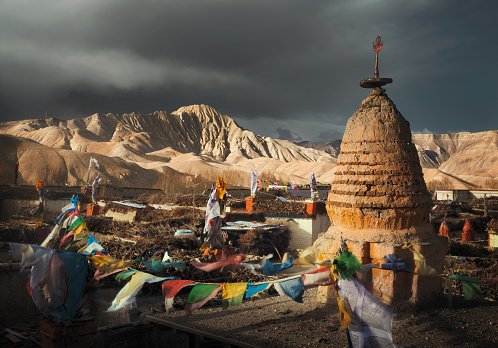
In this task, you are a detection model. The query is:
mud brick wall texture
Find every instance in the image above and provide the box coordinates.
[327,91,432,232]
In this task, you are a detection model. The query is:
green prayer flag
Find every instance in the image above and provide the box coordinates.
[187,284,220,304]
[116,269,138,282]
[336,251,361,280]
[448,274,483,301]
[68,216,83,231]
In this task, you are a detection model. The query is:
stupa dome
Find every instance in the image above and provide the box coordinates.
[326,90,432,242]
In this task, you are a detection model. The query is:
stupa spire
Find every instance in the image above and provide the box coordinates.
[360,35,393,90]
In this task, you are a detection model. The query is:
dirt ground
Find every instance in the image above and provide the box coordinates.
[143,287,497,348]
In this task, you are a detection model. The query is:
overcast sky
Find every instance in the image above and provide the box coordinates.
[0,0,497,141]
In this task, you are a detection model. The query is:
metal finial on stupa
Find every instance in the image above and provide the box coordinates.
[360,35,393,89]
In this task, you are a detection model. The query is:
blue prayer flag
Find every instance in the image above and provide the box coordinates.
[245,282,271,299]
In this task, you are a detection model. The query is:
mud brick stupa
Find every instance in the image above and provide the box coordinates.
[315,36,448,306]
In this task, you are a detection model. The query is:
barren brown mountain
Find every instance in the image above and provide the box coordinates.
[0,105,496,190]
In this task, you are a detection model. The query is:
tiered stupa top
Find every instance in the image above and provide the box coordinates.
[327,90,432,237]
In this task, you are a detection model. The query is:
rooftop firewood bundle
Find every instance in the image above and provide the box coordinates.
[237,227,290,256]
[472,197,498,216]
[136,193,208,207]
[488,218,498,232]
[253,199,306,215]
[224,212,265,222]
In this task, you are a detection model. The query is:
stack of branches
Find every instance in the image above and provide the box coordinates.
[86,216,201,242]
[227,198,245,209]
[430,202,468,220]
[98,235,199,261]
[448,238,497,258]
[135,192,180,205]
[488,218,498,232]
[137,207,204,223]
[100,203,204,223]
[224,212,265,222]
[135,193,209,207]
[238,226,290,256]
[174,195,209,207]
[471,196,498,217]
[0,220,49,244]
[255,199,306,216]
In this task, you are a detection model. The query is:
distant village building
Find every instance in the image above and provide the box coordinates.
[435,189,498,202]
[265,202,331,250]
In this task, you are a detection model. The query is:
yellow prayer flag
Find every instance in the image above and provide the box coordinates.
[337,296,351,329]
[89,254,132,272]
[216,177,227,200]
[222,283,247,300]
[295,246,317,265]
[73,222,88,238]
[411,248,437,276]
[402,243,437,276]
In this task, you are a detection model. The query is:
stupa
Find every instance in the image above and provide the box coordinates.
[315,36,448,306]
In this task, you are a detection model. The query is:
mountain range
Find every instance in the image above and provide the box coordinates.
[296,131,498,190]
[0,105,496,190]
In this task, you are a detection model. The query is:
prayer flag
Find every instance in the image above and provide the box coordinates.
[294,246,320,265]
[107,272,174,312]
[191,254,245,272]
[72,222,88,238]
[58,231,74,249]
[9,244,87,323]
[245,282,271,299]
[448,274,483,301]
[335,251,361,280]
[144,259,186,273]
[68,216,84,232]
[261,256,293,276]
[79,234,105,255]
[162,280,196,313]
[185,284,221,314]
[41,224,61,248]
[202,185,223,248]
[274,277,305,303]
[89,254,133,273]
[250,170,258,196]
[381,254,413,273]
[115,269,138,282]
[94,267,128,281]
[338,278,394,348]
[310,172,317,197]
[222,283,247,307]
[337,296,351,329]
[406,246,437,276]
[302,267,333,287]
[216,177,227,200]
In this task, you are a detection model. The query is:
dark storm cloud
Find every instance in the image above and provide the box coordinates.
[318,129,343,141]
[275,128,303,141]
[0,0,497,140]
